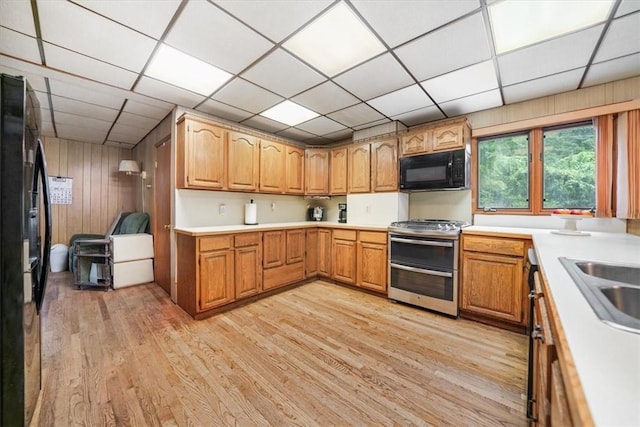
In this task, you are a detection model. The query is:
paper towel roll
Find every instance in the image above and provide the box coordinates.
[245,200,257,225]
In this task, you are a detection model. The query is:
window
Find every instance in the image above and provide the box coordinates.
[476,121,596,214]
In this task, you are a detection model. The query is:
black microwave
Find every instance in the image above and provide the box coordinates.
[399,148,470,191]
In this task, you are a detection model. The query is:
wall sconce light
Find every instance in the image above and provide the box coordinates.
[118,160,148,212]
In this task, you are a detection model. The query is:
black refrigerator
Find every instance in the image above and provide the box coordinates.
[0,74,52,425]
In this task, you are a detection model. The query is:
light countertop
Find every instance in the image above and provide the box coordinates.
[174,221,389,236]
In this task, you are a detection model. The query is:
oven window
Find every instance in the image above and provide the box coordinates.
[390,267,453,301]
[390,238,453,271]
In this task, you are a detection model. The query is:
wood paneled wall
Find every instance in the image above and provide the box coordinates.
[42,137,135,245]
[628,219,640,236]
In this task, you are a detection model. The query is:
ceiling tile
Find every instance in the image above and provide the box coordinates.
[134,76,203,108]
[196,99,254,123]
[212,78,283,114]
[503,69,584,103]
[292,81,359,114]
[43,42,138,89]
[616,0,640,17]
[0,64,47,91]
[123,98,173,120]
[48,79,124,108]
[328,103,385,127]
[352,0,479,47]
[498,24,603,86]
[241,115,289,133]
[50,94,120,122]
[276,127,317,141]
[583,53,640,87]
[0,0,35,36]
[440,89,502,116]
[353,118,391,131]
[421,60,498,103]
[242,49,325,98]
[215,0,332,42]
[367,84,433,117]
[33,91,50,110]
[296,116,346,136]
[40,116,55,137]
[110,121,150,137]
[394,12,491,81]
[323,128,353,141]
[594,12,640,63]
[392,105,445,127]
[56,123,107,144]
[53,110,112,131]
[115,111,159,132]
[74,0,181,39]
[107,128,145,145]
[164,1,273,74]
[333,53,414,100]
[0,28,41,63]
[38,0,156,72]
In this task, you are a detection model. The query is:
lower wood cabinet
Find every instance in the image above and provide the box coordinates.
[332,229,387,293]
[199,248,234,310]
[263,229,305,291]
[332,229,357,284]
[305,229,318,278]
[318,228,332,277]
[234,233,262,299]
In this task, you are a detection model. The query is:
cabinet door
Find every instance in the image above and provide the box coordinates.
[260,139,286,193]
[318,229,332,277]
[461,252,524,323]
[533,295,556,427]
[400,131,430,157]
[348,143,371,193]
[263,230,285,268]
[330,147,348,195]
[305,229,318,277]
[371,138,398,192]
[357,241,387,292]
[180,119,226,189]
[432,123,465,151]
[285,145,305,194]
[228,131,259,191]
[199,250,234,311]
[333,239,357,284]
[286,229,305,264]
[235,245,262,299]
[305,149,329,194]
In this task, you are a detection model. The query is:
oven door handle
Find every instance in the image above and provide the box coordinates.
[389,237,454,247]
[390,263,453,278]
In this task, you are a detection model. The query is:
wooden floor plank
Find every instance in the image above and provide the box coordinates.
[33,273,528,426]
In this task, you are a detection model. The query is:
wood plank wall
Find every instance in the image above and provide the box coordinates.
[628,219,640,236]
[42,136,136,245]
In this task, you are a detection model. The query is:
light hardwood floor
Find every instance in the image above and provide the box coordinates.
[33,272,528,426]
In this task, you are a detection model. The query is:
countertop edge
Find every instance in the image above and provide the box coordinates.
[174,222,389,236]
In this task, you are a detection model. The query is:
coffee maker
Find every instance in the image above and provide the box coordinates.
[338,203,347,223]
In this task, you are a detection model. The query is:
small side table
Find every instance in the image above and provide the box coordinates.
[73,238,111,291]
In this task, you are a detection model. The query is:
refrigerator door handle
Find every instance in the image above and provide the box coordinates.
[33,139,51,312]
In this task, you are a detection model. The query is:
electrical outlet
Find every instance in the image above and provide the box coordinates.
[219,204,226,215]
[271,203,276,211]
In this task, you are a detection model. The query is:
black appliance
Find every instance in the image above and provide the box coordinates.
[526,248,539,421]
[0,74,52,426]
[338,203,347,223]
[399,148,470,191]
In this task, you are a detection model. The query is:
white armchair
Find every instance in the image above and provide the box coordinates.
[110,233,154,289]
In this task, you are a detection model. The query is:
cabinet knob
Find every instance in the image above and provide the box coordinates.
[164,224,171,230]
[531,329,545,342]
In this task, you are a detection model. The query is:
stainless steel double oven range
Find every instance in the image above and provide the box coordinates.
[388,219,468,316]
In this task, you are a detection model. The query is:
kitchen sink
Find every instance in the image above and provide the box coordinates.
[560,258,640,334]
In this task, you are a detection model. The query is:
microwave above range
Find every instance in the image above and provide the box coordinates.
[399,148,470,191]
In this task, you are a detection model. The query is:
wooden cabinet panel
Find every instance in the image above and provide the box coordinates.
[463,235,525,257]
[200,235,232,252]
[234,232,260,248]
[263,230,285,269]
[432,122,466,151]
[348,143,371,193]
[400,119,471,157]
[235,245,261,299]
[263,262,304,290]
[318,229,332,277]
[532,291,556,427]
[371,138,398,192]
[332,229,357,241]
[286,229,305,264]
[330,147,348,195]
[333,238,357,284]
[285,145,305,194]
[305,149,329,194]
[228,131,259,191]
[306,229,318,278]
[260,139,286,193]
[199,250,234,311]
[461,252,524,323]
[400,131,430,157]
[357,241,387,292]
[550,361,572,427]
[359,231,387,244]
[177,118,227,189]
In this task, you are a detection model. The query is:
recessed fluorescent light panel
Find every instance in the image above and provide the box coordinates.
[145,44,232,95]
[489,0,613,54]
[260,100,319,126]
[283,2,385,77]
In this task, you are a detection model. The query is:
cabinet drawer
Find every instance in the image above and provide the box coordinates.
[333,229,357,241]
[359,231,387,244]
[234,232,260,247]
[463,235,525,257]
[199,235,232,252]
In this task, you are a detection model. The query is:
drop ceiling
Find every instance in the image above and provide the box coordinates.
[1,0,638,148]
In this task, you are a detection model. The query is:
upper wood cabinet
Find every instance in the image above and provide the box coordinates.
[259,139,286,193]
[285,145,305,194]
[330,147,348,195]
[228,131,260,192]
[305,148,329,195]
[176,116,227,189]
[400,119,470,157]
[348,143,371,193]
[371,138,398,192]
